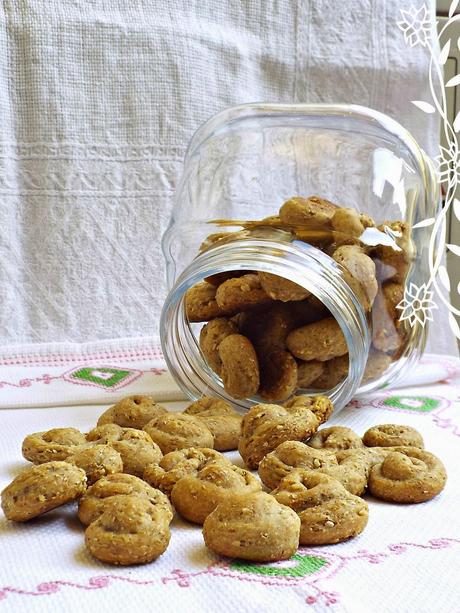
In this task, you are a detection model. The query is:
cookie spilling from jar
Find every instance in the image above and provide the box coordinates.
[186,195,412,401]
[1,394,447,566]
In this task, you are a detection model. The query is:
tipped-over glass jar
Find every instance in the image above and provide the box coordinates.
[160,104,439,413]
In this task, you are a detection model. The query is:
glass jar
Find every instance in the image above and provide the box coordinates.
[160,103,438,413]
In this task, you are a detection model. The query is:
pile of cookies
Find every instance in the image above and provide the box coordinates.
[186,195,410,401]
[1,394,447,565]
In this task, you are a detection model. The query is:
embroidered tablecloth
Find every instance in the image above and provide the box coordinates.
[1,353,460,612]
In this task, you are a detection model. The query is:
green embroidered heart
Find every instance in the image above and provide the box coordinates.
[382,395,440,413]
[230,553,326,577]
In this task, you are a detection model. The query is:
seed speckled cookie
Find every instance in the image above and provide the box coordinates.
[143,413,214,454]
[22,428,87,464]
[171,462,262,524]
[2,461,87,522]
[85,495,172,565]
[272,469,368,545]
[97,395,167,430]
[86,424,162,477]
[78,473,172,526]
[183,397,242,451]
[143,447,229,497]
[203,491,300,562]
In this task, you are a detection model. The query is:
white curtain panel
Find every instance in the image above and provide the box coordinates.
[0,0,454,356]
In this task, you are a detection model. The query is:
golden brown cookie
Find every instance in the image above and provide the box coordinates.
[362,349,392,382]
[67,444,123,485]
[258,440,338,490]
[171,463,262,524]
[87,424,163,477]
[279,195,337,227]
[85,495,171,565]
[202,491,300,562]
[371,282,405,354]
[143,413,214,455]
[183,397,242,452]
[185,281,237,322]
[199,318,238,375]
[97,395,167,429]
[297,360,325,388]
[215,273,272,312]
[368,448,447,503]
[373,221,412,283]
[331,208,366,243]
[363,424,424,449]
[332,244,378,309]
[218,334,260,399]
[258,349,298,402]
[143,447,229,496]
[308,426,364,451]
[78,473,172,526]
[258,272,309,302]
[2,461,87,522]
[310,354,349,389]
[238,396,333,470]
[286,317,348,362]
[22,428,87,464]
[272,469,368,545]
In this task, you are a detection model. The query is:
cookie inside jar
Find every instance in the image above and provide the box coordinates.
[183,195,413,404]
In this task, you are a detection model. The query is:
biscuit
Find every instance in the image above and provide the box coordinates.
[202,491,300,562]
[258,272,309,302]
[308,426,364,451]
[67,444,123,485]
[2,461,87,522]
[78,473,172,526]
[97,395,167,430]
[22,428,86,464]
[215,274,272,312]
[218,334,260,399]
[310,354,349,389]
[297,360,325,388]
[368,448,447,503]
[272,469,368,545]
[143,413,214,455]
[85,495,171,565]
[143,447,229,496]
[199,318,238,375]
[332,244,378,309]
[372,282,404,353]
[286,317,348,362]
[331,208,366,244]
[238,396,333,469]
[87,424,163,477]
[258,349,298,402]
[185,282,237,322]
[279,195,337,227]
[363,424,424,449]
[171,463,262,524]
[258,440,338,490]
[362,349,392,382]
[374,221,412,283]
[183,397,242,451]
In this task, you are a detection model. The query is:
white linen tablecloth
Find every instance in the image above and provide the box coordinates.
[0,353,460,612]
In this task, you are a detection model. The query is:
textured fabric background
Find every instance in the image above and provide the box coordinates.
[0,0,454,355]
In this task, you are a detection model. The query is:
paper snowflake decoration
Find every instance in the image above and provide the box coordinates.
[397,5,431,47]
[396,283,438,328]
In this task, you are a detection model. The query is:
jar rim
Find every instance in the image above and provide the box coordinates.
[160,237,371,413]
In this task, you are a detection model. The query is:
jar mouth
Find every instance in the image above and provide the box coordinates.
[160,238,371,413]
